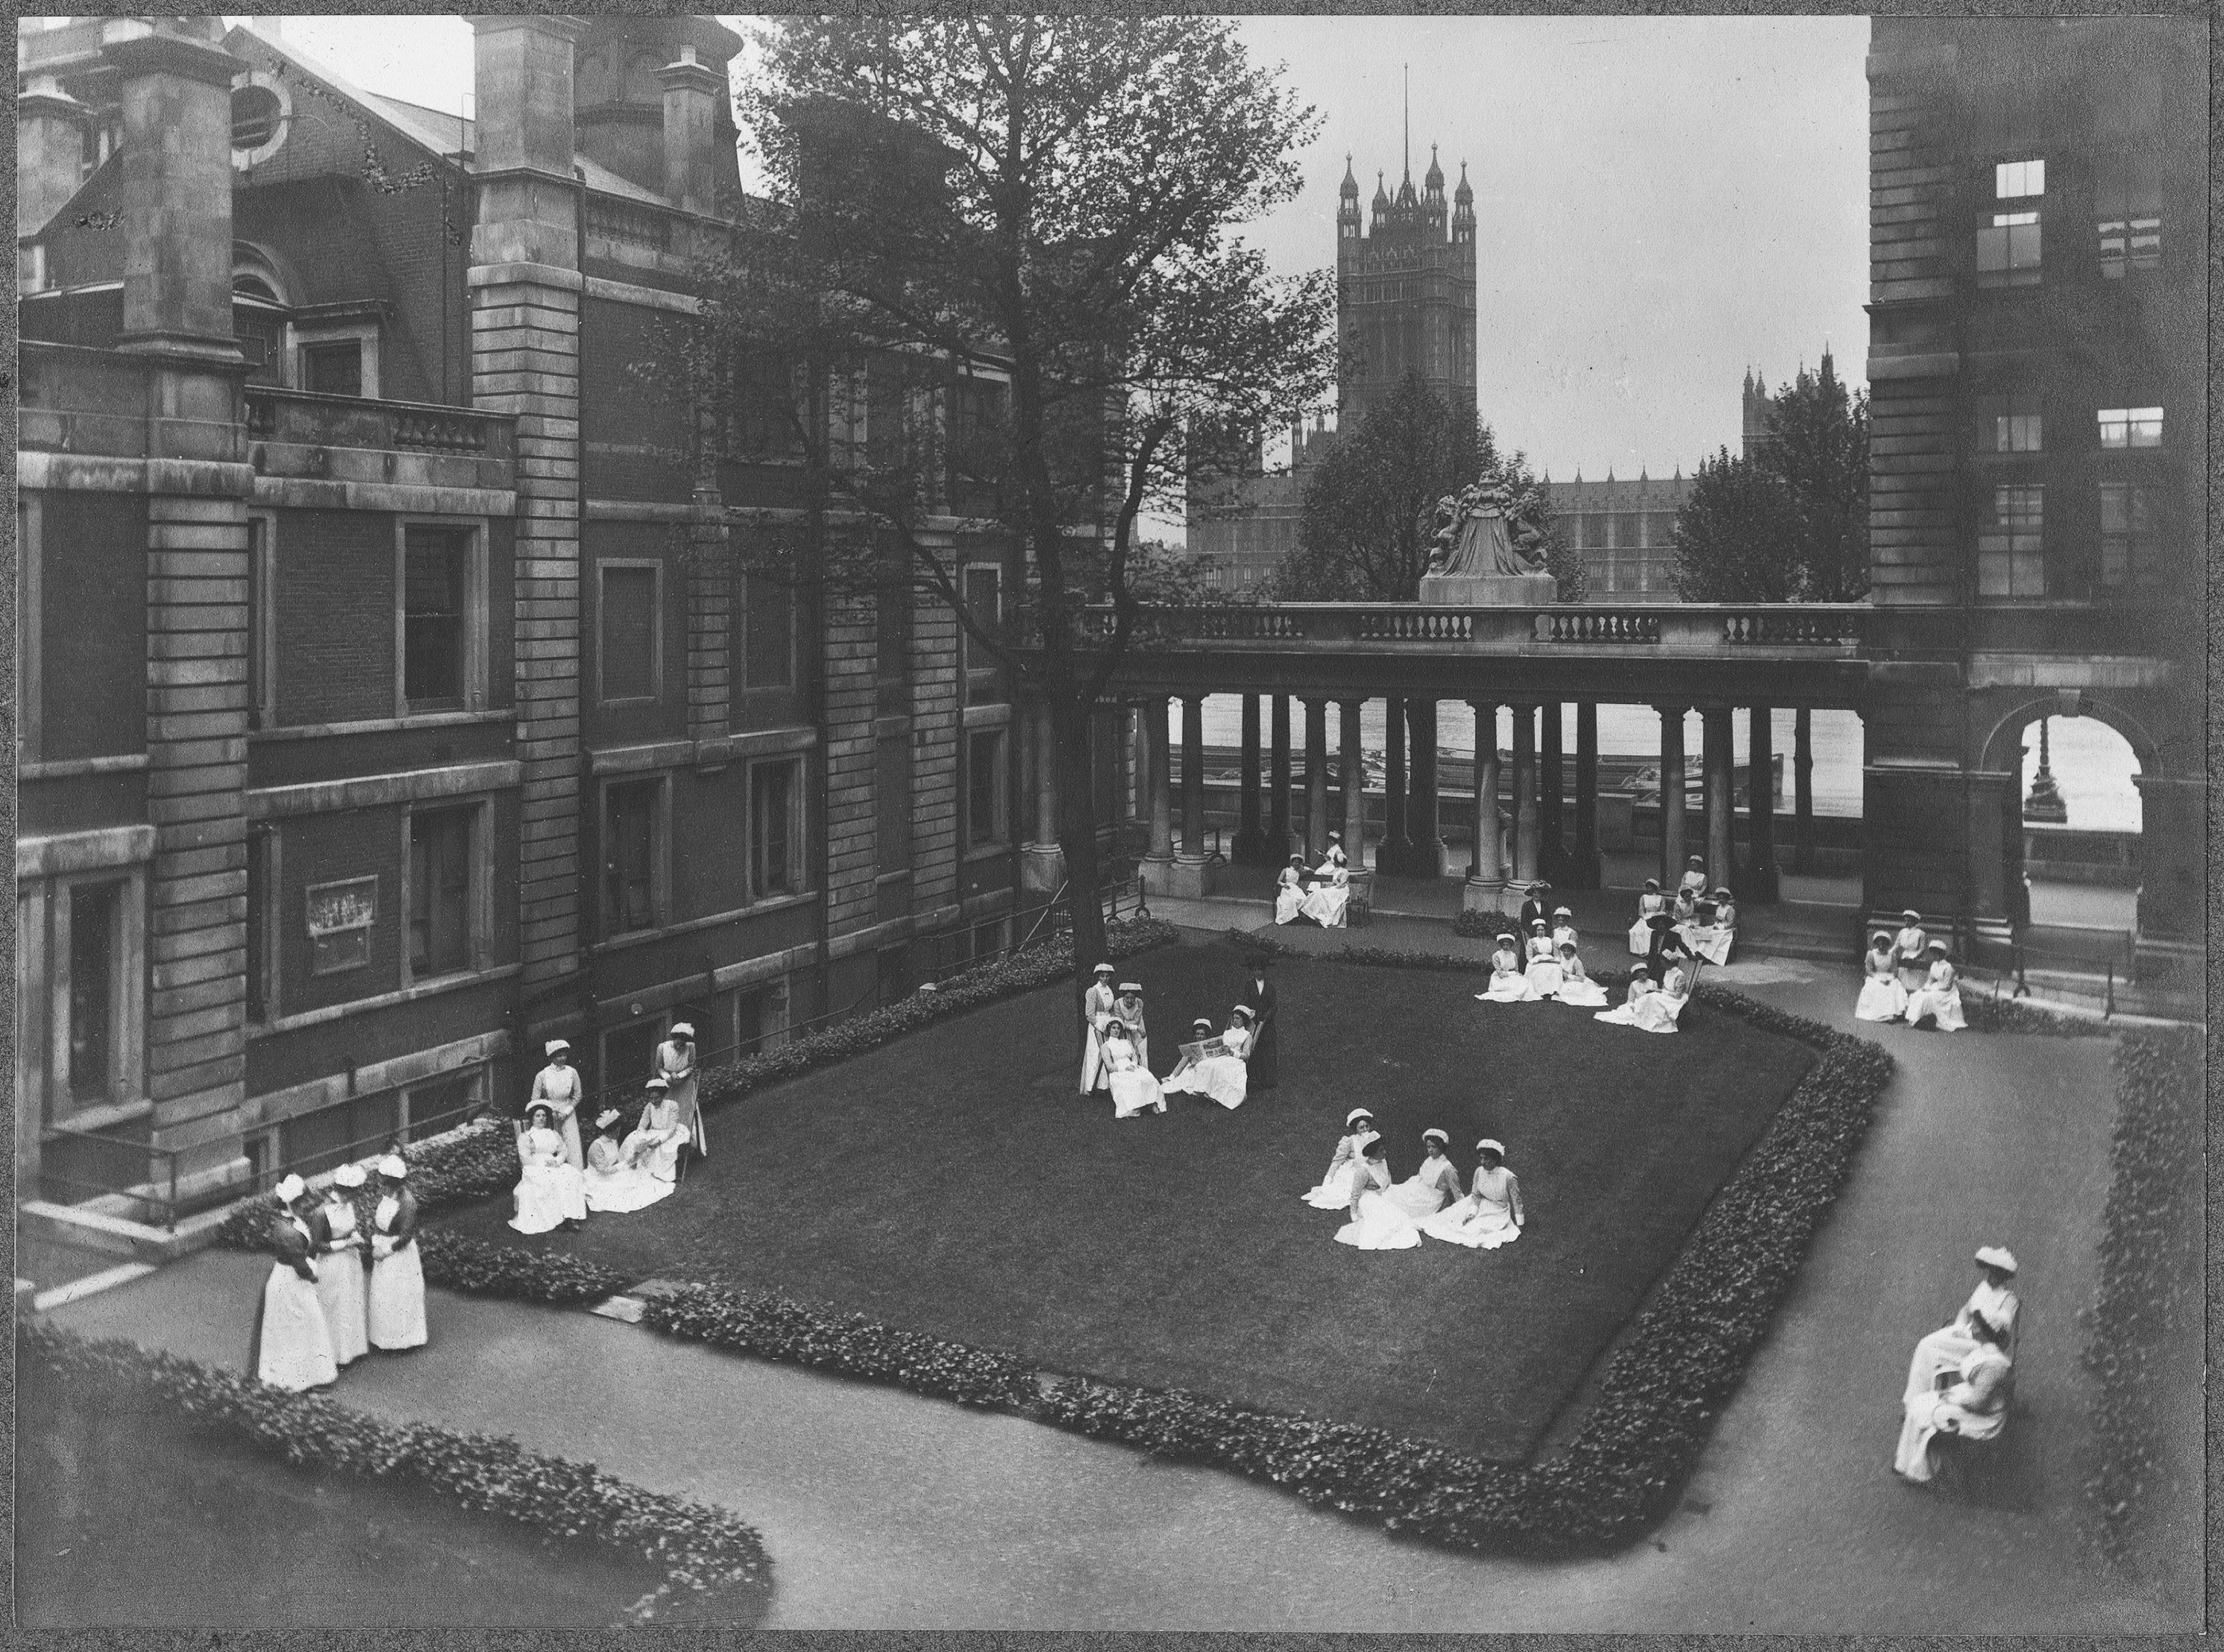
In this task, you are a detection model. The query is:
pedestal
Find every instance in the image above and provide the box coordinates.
[1163,856,1219,899]
[1020,842,1065,896]
[1417,572,1558,606]
[1461,876,1512,917]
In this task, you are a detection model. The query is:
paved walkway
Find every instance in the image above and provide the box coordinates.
[40,960,2196,1631]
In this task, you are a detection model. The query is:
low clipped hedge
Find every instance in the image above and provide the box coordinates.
[19,1320,770,1623]
[214,917,1184,1247]
[362,944,1891,1556]
[2082,1025,2203,1565]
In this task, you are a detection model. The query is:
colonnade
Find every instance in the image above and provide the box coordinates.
[1106,691,1809,907]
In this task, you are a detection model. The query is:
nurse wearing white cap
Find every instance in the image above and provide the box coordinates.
[1302,1108,1378,1209]
[367,1155,427,1351]
[311,1163,370,1366]
[254,1174,339,1391]
[1419,1139,1524,1249]
[1903,1245,2020,1407]
[655,1020,705,1161]
[530,1037,585,1169]
[1080,964,1119,1096]
[1335,1128,1462,1250]
[621,1076,688,1182]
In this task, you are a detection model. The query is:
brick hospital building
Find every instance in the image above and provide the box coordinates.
[16,16,1079,1231]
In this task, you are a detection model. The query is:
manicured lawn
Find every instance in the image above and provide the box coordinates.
[444,940,1816,1461]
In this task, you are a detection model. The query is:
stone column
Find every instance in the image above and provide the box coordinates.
[1703,706,1734,894]
[1573,701,1600,889]
[1339,699,1366,866]
[1657,704,1688,885]
[655,47,725,216]
[1141,697,1175,891]
[1234,692,1267,864]
[1538,700,1564,880]
[1170,693,1213,897]
[1510,704,1539,886]
[1304,699,1331,863]
[1268,695,1292,860]
[1380,697,1412,874]
[1747,704,1779,902]
[1465,700,1503,914]
[1793,706,1815,872]
[1408,697,1442,878]
[470,14,586,1011]
[114,25,257,1195]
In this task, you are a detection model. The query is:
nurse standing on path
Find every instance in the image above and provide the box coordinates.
[254,1175,339,1392]
[311,1163,370,1367]
[367,1155,427,1352]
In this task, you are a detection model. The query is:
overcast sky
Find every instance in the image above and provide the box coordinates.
[243,13,1870,482]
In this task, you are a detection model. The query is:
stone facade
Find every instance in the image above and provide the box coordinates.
[14,15,1034,1231]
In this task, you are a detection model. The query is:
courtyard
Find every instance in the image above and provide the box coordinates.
[438,939,1815,1461]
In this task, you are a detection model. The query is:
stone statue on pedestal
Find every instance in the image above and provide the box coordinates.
[1416,480,1559,604]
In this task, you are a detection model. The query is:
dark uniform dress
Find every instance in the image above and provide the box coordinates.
[1243,976,1278,1089]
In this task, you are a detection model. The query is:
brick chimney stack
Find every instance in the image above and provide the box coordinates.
[109,19,242,359]
[468,13,583,269]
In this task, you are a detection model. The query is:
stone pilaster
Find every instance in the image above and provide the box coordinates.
[144,491,253,1176]
[823,596,881,937]
[469,14,585,988]
[909,585,961,917]
[686,486,731,753]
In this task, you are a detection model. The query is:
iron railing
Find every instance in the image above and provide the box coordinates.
[40,1072,491,1231]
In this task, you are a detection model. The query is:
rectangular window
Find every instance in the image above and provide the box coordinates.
[66,881,119,1105]
[407,809,474,977]
[750,760,800,898]
[967,727,1007,847]
[306,873,377,977]
[1977,399,2043,453]
[744,573,794,689]
[735,987,772,1058]
[597,563,660,703]
[603,779,660,936]
[1976,210,2042,286]
[247,515,274,729]
[2096,153,2161,278]
[972,918,1007,963]
[961,564,1002,689]
[2099,483,2160,589]
[1994,158,2044,199]
[401,527,469,712]
[1976,485,2045,599]
[2096,406,2163,450]
[301,339,363,397]
[280,1090,401,1183]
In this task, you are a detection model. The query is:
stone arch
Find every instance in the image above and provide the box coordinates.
[1977,691,2163,779]
[1976,691,2158,942]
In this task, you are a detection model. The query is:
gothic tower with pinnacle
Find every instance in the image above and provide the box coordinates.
[1335,116,1477,429]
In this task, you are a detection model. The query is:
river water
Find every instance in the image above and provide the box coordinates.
[1178,699,2142,831]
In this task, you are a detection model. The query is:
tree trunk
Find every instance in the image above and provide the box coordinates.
[1052,694,1108,1031]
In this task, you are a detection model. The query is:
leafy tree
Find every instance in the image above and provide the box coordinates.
[1674,355,1870,601]
[1669,447,1803,603]
[1275,374,1580,601]
[1766,357,1870,601]
[638,18,1336,992]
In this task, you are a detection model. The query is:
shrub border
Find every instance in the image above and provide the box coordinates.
[2080,1024,2203,1566]
[291,935,1893,1556]
[17,1319,771,1624]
